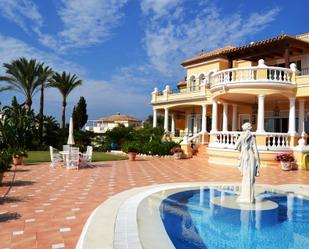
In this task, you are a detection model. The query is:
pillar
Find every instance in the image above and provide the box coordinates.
[257,95,265,133]
[288,97,296,135]
[171,113,175,134]
[298,99,305,134]
[164,107,169,132]
[201,104,207,132]
[222,103,228,132]
[153,108,157,128]
[211,101,218,132]
[232,104,237,131]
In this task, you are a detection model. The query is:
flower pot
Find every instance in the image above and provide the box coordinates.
[13,156,23,165]
[280,161,292,171]
[174,152,183,160]
[128,152,137,161]
[0,172,3,185]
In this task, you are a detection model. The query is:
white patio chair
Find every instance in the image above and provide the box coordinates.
[49,146,62,168]
[61,144,71,167]
[63,144,70,151]
[68,147,79,169]
[80,146,93,167]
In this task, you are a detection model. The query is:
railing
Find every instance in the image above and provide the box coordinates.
[209,131,242,149]
[265,133,290,150]
[267,67,292,82]
[301,68,309,76]
[209,131,291,151]
[211,61,295,87]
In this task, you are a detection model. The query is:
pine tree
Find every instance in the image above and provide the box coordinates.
[72,96,88,130]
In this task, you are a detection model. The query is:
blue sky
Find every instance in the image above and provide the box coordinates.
[0,0,307,123]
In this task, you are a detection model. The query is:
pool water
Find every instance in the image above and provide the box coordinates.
[160,188,309,249]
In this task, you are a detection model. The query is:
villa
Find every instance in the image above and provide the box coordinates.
[85,112,143,133]
[151,33,309,167]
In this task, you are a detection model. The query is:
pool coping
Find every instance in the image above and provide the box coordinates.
[76,183,309,249]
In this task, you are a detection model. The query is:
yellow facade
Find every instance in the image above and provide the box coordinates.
[151,33,309,169]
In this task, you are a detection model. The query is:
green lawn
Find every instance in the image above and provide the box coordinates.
[24,151,128,163]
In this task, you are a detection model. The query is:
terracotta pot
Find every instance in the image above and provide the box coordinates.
[280,161,292,171]
[128,152,137,161]
[0,172,3,185]
[13,156,23,165]
[174,152,183,160]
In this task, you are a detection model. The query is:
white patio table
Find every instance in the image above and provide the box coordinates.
[59,151,70,168]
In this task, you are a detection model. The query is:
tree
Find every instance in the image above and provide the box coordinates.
[0,96,36,150]
[72,96,88,130]
[0,57,43,110]
[144,114,165,128]
[38,65,53,145]
[49,72,82,128]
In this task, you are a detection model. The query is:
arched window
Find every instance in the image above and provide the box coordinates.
[199,74,206,90]
[189,75,196,92]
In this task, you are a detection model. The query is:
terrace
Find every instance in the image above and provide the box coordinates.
[1,158,309,248]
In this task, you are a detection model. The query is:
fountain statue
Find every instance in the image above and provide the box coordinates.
[235,122,260,203]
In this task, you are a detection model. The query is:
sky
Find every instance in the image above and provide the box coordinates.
[0,0,308,123]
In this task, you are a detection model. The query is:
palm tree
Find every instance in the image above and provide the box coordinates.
[38,65,53,144]
[49,72,82,128]
[0,57,42,111]
[0,86,13,92]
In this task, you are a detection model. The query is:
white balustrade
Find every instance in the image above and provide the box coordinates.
[265,133,290,150]
[209,132,291,151]
[212,65,293,86]
[210,132,242,149]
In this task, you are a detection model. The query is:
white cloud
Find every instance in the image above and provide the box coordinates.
[38,0,128,51]
[0,0,129,52]
[142,2,280,76]
[141,0,181,17]
[0,33,151,120]
[0,34,84,76]
[0,0,43,33]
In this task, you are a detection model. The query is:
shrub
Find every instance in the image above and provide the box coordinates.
[0,150,12,173]
[122,141,140,153]
[12,148,28,158]
[170,146,184,154]
[275,152,295,162]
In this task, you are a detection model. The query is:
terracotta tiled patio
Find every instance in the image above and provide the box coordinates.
[1,157,309,249]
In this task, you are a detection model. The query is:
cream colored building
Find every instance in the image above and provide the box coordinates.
[151,33,309,168]
[85,113,143,133]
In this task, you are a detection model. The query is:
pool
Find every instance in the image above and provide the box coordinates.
[160,188,309,249]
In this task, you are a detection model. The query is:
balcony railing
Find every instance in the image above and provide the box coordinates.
[213,68,294,87]
[151,85,207,103]
[208,131,291,151]
[301,68,309,76]
[211,59,296,87]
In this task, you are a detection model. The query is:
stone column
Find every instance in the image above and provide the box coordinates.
[201,104,207,132]
[211,101,218,132]
[288,97,296,135]
[232,104,237,131]
[257,95,265,133]
[164,107,169,132]
[171,113,175,134]
[153,108,157,128]
[222,103,228,132]
[298,99,305,134]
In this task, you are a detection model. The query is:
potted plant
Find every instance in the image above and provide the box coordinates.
[275,152,295,171]
[12,148,28,165]
[0,150,12,184]
[123,142,140,161]
[170,146,184,159]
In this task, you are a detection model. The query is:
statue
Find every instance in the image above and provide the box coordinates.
[235,122,260,203]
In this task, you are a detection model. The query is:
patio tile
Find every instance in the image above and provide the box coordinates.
[0,158,308,248]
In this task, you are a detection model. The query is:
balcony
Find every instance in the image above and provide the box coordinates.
[210,59,297,91]
[151,85,207,104]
